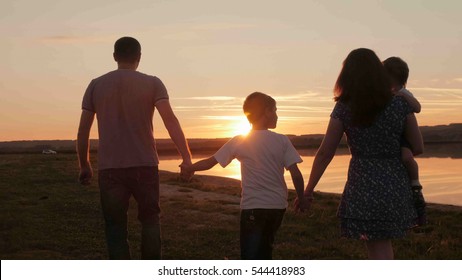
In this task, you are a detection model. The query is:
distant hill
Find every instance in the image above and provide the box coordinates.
[0,140,88,154]
[1,123,461,154]
[419,123,462,143]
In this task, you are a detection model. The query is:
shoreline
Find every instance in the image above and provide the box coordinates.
[1,141,462,158]
[1,122,462,156]
[158,170,462,212]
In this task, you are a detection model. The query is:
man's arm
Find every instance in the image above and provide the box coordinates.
[77,109,95,185]
[155,99,193,175]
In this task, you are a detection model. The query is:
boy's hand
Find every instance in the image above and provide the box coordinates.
[394,88,412,97]
[294,195,313,213]
[393,91,404,97]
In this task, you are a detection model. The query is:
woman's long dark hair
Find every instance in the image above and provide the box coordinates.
[334,48,392,126]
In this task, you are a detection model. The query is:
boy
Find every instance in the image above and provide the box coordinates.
[383,56,426,226]
[186,92,308,259]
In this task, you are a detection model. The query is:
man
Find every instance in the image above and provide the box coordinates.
[77,37,192,259]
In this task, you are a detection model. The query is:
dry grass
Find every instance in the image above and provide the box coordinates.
[1,153,461,259]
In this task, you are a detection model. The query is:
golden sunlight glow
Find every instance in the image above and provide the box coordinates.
[230,117,251,136]
[226,159,242,180]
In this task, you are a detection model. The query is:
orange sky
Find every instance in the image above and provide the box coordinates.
[1,0,461,141]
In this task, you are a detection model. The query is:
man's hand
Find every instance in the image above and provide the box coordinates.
[79,164,93,185]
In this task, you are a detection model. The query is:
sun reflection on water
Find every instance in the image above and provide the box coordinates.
[159,153,462,206]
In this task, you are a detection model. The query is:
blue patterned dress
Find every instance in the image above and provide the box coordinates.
[331,96,417,240]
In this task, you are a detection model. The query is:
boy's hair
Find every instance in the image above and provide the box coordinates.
[114,37,141,63]
[243,92,276,124]
[383,56,409,86]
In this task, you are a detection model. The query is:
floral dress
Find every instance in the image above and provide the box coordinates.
[331,96,417,240]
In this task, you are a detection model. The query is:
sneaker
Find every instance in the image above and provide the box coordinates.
[412,185,427,226]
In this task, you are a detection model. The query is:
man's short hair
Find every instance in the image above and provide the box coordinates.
[114,37,141,63]
[383,56,409,86]
[243,92,276,124]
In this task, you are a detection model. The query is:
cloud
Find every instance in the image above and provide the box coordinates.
[200,115,244,121]
[36,35,111,44]
[182,123,237,137]
[190,22,257,31]
[40,36,76,42]
[410,87,462,94]
[278,116,328,123]
[173,92,335,116]
[454,78,462,83]
[161,31,199,41]
[175,105,241,109]
[174,105,242,113]
[158,21,257,41]
[177,91,331,104]
[273,91,324,102]
[278,106,332,113]
[279,116,316,120]
[181,96,239,101]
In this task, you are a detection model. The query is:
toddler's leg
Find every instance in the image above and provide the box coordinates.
[401,147,419,185]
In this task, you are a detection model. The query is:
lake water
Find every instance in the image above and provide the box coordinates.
[158,144,462,207]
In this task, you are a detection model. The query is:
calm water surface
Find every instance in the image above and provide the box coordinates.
[158,145,462,206]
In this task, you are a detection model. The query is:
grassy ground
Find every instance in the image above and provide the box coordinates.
[1,153,461,259]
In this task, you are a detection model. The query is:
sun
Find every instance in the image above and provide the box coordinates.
[230,117,251,136]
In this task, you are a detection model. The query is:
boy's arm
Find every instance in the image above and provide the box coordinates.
[189,156,219,172]
[288,163,311,212]
[396,88,421,113]
[288,164,304,200]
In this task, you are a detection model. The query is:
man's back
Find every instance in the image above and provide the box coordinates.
[77,37,192,259]
[82,69,169,169]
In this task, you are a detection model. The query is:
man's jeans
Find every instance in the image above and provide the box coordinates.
[98,166,161,259]
[240,209,286,260]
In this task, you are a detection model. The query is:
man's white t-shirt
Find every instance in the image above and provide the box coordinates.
[214,130,302,210]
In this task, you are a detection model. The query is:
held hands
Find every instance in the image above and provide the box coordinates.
[294,195,313,213]
[294,188,314,213]
[179,161,194,182]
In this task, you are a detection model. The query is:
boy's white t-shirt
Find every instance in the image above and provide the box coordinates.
[214,130,302,210]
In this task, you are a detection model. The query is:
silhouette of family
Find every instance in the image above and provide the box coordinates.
[77,37,425,260]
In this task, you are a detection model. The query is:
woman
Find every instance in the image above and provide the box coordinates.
[298,48,423,259]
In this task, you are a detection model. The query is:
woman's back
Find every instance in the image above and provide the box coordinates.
[332,95,416,240]
[332,96,412,158]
